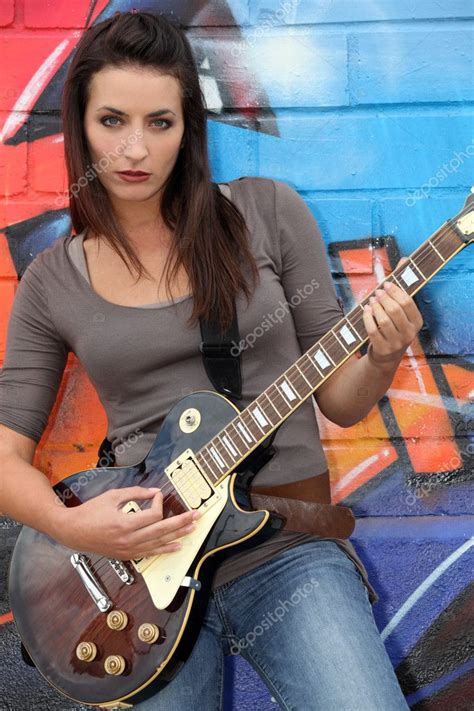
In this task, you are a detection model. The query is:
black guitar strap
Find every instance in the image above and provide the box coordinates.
[199,300,242,401]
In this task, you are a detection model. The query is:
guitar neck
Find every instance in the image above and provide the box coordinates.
[195,207,473,486]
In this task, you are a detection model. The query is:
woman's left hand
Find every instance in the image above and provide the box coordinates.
[362,257,424,368]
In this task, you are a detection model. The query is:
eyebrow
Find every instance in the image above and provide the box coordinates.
[95,106,176,117]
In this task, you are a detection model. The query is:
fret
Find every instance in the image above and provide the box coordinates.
[428,239,445,263]
[432,225,463,260]
[310,346,332,372]
[214,436,234,467]
[395,265,418,295]
[320,344,335,365]
[286,371,304,399]
[332,329,349,353]
[250,408,267,432]
[295,362,312,389]
[221,432,239,458]
[255,394,278,426]
[304,351,323,378]
[236,419,255,444]
[321,332,346,364]
[350,312,367,341]
[390,273,405,291]
[289,364,312,397]
[224,422,246,455]
[209,444,226,470]
[276,376,299,407]
[268,382,293,416]
[409,256,427,280]
[299,352,323,386]
[248,405,269,433]
[195,451,216,482]
[263,391,282,419]
[200,447,221,478]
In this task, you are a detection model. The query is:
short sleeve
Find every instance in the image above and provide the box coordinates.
[0,258,69,442]
[273,179,344,353]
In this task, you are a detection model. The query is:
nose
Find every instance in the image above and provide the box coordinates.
[122,127,149,161]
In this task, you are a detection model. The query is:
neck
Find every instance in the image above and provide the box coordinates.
[110,194,176,253]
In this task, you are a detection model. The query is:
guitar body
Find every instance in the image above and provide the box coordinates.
[8,391,284,707]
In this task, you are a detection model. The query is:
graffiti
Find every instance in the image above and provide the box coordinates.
[0,1,473,710]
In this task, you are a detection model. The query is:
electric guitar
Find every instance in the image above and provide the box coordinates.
[8,198,473,708]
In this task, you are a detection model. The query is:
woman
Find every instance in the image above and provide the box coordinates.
[0,11,420,710]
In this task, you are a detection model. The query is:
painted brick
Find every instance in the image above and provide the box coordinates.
[376,192,474,274]
[28,130,67,195]
[0,280,16,361]
[24,0,97,28]
[188,29,348,108]
[0,233,17,278]
[251,0,474,24]
[0,34,76,113]
[0,198,61,231]
[306,196,374,244]
[0,0,14,27]
[256,112,474,191]
[209,117,260,178]
[0,134,27,196]
[349,29,474,105]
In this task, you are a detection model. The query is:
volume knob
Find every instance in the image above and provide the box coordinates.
[104,654,126,675]
[76,641,97,662]
[107,609,128,630]
[138,623,160,644]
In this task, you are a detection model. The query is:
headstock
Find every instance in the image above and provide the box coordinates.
[456,189,474,243]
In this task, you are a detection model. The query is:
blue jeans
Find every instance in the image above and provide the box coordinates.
[131,540,409,710]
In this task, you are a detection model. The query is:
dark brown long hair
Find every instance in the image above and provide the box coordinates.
[61,10,259,333]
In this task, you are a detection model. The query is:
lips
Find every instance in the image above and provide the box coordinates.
[116,170,152,183]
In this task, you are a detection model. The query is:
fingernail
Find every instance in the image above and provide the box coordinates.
[192,510,202,520]
[369,296,376,305]
[375,289,383,298]
[383,281,393,290]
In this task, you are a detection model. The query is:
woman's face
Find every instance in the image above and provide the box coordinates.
[83,64,185,211]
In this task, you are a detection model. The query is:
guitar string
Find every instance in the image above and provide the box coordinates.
[87,218,468,574]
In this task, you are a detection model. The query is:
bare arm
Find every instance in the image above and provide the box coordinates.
[0,426,66,535]
[0,425,201,558]
[315,264,423,427]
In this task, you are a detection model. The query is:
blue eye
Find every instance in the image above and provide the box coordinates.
[100,116,171,128]
[101,115,121,127]
[152,118,172,128]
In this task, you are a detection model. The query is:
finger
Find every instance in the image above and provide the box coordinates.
[368,296,401,346]
[396,256,410,268]
[132,519,197,548]
[373,288,411,333]
[114,486,161,504]
[382,281,423,330]
[362,305,389,353]
[130,505,200,533]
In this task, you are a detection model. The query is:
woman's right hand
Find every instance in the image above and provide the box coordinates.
[54,486,202,560]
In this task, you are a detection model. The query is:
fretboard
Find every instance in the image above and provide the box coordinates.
[195,209,472,486]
